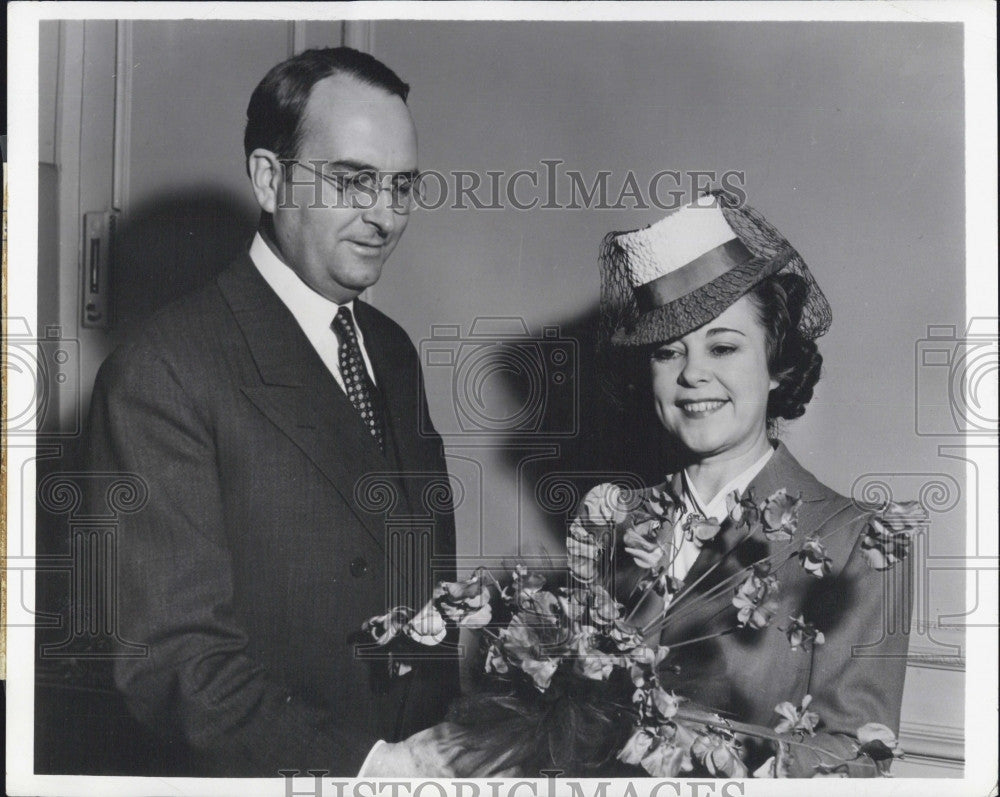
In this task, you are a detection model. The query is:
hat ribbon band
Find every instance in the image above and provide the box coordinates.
[634,238,754,313]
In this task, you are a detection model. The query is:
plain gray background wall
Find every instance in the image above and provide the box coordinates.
[369,20,965,609]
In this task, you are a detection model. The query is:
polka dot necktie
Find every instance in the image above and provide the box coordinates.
[332,306,385,453]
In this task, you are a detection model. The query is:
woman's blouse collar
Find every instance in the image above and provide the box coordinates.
[682,445,776,520]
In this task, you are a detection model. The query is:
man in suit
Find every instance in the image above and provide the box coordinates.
[85,47,459,776]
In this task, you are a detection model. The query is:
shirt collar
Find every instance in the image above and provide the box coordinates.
[682,445,776,519]
[249,231,354,324]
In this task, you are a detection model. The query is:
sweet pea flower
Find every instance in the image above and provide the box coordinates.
[860,500,926,571]
[642,485,679,523]
[732,566,781,629]
[639,736,694,778]
[860,499,927,570]
[569,482,624,544]
[606,618,645,654]
[572,632,618,681]
[761,489,802,541]
[484,642,509,675]
[784,614,826,651]
[728,488,762,533]
[690,729,747,778]
[628,643,670,669]
[362,606,412,645]
[856,722,904,775]
[622,519,667,570]
[684,514,722,547]
[617,728,656,766]
[798,536,833,578]
[512,564,546,594]
[880,500,927,531]
[520,657,559,691]
[737,598,778,630]
[725,490,743,524]
[857,722,900,748]
[557,588,587,623]
[774,694,820,735]
[519,589,565,625]
[498,614,562,691]
[628,643,670,689]
[405,601,447,645]
[633,685,682,723]
[567,486,618,585]
[636,569,683,600]
[651,688,682,721]
[588,584,621,627]
[501,565,547,606]
[566,535,602,583]
[859,518,906,570]
[619,722,696,778]
[622,517,663,544]
[434,568,492,628]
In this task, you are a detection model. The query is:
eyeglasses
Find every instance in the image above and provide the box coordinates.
[282,160,421,214]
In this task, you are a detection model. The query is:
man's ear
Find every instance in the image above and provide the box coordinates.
[248,149,282,214]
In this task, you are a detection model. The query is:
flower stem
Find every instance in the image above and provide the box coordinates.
[646,509,870,636]
[667,526,756,612]
[659,550,796,631]
[478,626,502,643]
[672,706,855,763]
[663,626,737,650]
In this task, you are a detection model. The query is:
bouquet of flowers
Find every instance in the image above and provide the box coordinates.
[358,483,923,778]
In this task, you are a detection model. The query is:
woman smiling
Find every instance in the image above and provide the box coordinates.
[579,189,915,776]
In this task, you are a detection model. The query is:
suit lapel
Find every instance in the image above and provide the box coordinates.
[661,444,828,643]
[217,255,391,548]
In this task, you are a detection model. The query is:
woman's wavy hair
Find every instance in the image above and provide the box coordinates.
[611,272,823,444]
[745,272,823,432]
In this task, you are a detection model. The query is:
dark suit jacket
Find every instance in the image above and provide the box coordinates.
[619,443,911,776]
[84,253,459,776]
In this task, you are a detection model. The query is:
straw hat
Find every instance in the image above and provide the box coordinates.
[600,189,832,347]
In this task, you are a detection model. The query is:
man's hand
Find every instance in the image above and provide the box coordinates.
[361,724,460,777]
[361,723,524,778]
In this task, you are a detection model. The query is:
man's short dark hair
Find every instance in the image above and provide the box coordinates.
[244,46,410,169]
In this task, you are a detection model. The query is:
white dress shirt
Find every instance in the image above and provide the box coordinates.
[249,232,376,391]
[666,446,775,584]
